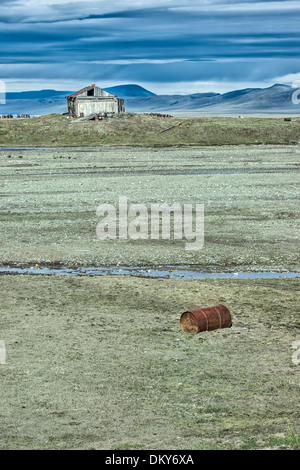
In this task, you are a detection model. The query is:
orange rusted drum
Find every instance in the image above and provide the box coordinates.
[180,304,231,333]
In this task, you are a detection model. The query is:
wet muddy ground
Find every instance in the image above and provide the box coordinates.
[0,145,299,271]
[0,144,299,449]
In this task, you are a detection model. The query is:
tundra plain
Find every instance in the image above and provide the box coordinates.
[0,134,299,449]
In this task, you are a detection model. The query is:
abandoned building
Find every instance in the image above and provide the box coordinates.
[66,84,125,117]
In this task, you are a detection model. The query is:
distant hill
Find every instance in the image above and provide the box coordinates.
[104,84,156,97]
[0,84,299,115]
[124,84,299,113]
[5,89,72,100]
[2,90,72,115]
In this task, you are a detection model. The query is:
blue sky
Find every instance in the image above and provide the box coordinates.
[1,0,300,94]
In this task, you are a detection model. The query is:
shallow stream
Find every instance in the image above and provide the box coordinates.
[0,265,299,279]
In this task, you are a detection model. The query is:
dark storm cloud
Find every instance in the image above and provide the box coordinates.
[1,1,300,92]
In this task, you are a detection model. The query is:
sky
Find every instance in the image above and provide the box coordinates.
[0,0,300,94]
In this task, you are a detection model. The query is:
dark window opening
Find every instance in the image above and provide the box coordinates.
[87,88,94,96]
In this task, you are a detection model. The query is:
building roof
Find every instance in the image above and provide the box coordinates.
[65,85,95,99]
[66,84,116,99]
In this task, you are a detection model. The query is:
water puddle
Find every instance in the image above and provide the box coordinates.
[0,147,66,151]
[0,265,299,279]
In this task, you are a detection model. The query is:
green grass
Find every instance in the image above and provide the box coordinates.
[0,113,299,147]
[110,443,144,450]
[192,433,300,450]
[0,275,299,449]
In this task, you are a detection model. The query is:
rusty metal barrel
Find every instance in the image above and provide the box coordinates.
[180,304,231,333]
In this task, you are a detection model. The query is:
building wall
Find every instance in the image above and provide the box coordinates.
[75,98,119,116]
[68,98,76,115]
[118,99,125,113]
[67,86,125,117]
